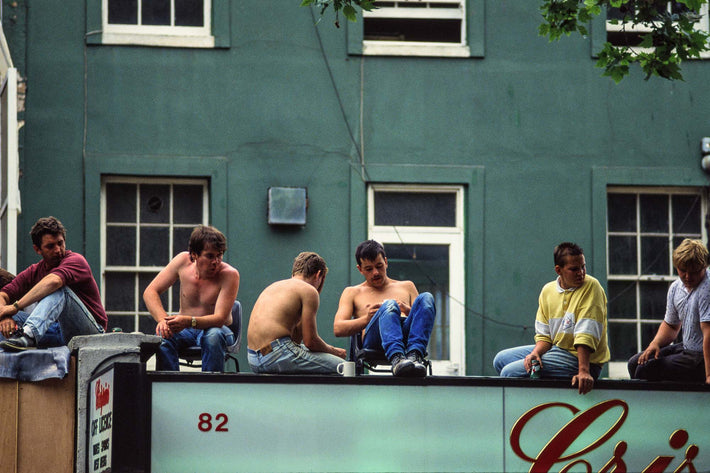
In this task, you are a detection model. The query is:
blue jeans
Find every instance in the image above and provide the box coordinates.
[627,343,705,382]
[493,344,602,379]
[248,336,343,374]
[157,326,234,372]
[362,292,436,360]
[1,311,64,347]
[22,287,103,344]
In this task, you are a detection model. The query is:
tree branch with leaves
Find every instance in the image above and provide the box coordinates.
[540,0,709,81]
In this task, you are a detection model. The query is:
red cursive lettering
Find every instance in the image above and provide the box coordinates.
[510,399,628,473]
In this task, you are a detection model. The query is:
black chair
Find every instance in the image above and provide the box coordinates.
[349,332,432,376]
[178,300,242,372]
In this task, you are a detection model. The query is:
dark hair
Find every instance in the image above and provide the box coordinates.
[0,268,14,289]
[188,225,227,257]
[30,216,66,247]
[292,252,328,278]
[554,242,584,267]
[355,240,387,265]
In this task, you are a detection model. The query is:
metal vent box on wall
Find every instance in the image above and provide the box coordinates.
[268,187,307,225]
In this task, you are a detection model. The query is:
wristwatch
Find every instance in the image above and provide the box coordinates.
[12,301,19,311]
[191,317,197,328]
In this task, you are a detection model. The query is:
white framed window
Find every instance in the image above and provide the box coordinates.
[368,184,465,375]
[606,186,707,375]
[101,0,215,48]
[101,176,209,333]
[606,1,710,58]
[362,0,470,57]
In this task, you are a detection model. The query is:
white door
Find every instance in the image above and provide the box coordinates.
[368,185,465,375]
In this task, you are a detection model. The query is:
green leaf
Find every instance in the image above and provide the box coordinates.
[343,4,357,21]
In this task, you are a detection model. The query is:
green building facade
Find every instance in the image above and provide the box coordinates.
[3,0,709,375]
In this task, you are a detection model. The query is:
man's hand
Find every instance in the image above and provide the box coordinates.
[155,319,174,339]
[395,299,411,316]
[0,304,18,320]
[637,344,660,365]
[165,315,190,334]
[0,318,17,338]
[523,353,542,373]
[333,347,347,359]
[572,370,594,394]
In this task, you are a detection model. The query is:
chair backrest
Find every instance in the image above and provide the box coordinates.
[226,300,242,353]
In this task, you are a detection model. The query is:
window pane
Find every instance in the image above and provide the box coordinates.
[106,226,136,266]
[672,194,702,234]
[138,272,164,312]
[173,227,194,255]
[108,0,138,24]
[375,192,456,227]
[140,184,170,224]
[364,18,462,43]
[641,236,669,275]
[608,236,637,274]
[173,185,204,224]
[383,243,449,360]
[641,321,660,347]
[175,0,204,26]
[609,322,637,362]
[142,0,171,25]
[140,227,170,266]
[107,314,137,333]
[639,281,670,320]
[608,281,636,319]
[640,194,668,233]
[106,183,136,223]
[139,315,158,335]
[171,282,181,313]
[105,272,135,312]
[607,193,636,232]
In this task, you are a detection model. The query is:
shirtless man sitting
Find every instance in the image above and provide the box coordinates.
[143,225,239,372]
[247,251,346,374]
[333,240,436,377]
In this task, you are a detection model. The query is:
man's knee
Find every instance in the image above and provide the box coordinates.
[201,328,228,349]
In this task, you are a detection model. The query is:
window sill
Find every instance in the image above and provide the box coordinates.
[362,41,471,57]
[98,32,216,49]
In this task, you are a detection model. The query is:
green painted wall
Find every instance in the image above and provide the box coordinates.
[5,0,710,374]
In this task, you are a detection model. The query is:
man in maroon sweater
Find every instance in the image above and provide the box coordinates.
[0,216,107,351]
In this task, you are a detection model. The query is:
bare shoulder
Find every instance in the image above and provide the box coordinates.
[168,252,193,273]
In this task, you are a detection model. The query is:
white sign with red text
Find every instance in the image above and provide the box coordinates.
[89,368,113,473]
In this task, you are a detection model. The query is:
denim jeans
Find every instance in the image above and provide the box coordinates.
[22,287,103,344]
[627,343,705,381]
[157,326,234,372]
[362,292,436,360]
[493,344,602,379]
[248,336,343,374]
[3,311,64,347]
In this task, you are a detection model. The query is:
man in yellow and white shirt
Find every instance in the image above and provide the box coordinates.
[493,242,610,394]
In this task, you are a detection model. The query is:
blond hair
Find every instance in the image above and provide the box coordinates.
[292,252,328,278]
[673,239,709,271]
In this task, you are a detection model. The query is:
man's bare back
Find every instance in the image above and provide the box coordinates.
[247,277,316,350]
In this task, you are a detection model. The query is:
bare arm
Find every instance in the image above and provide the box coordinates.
[0,274,64,321]
[572,344,594,394]
[638,321,680,364]
[524,340,552,372]
[333,287,370,338]
[302,287,345,358]
[143,255,182,338]
[702,322,710,384]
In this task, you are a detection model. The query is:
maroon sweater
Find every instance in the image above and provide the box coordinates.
[2,250,108,330]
